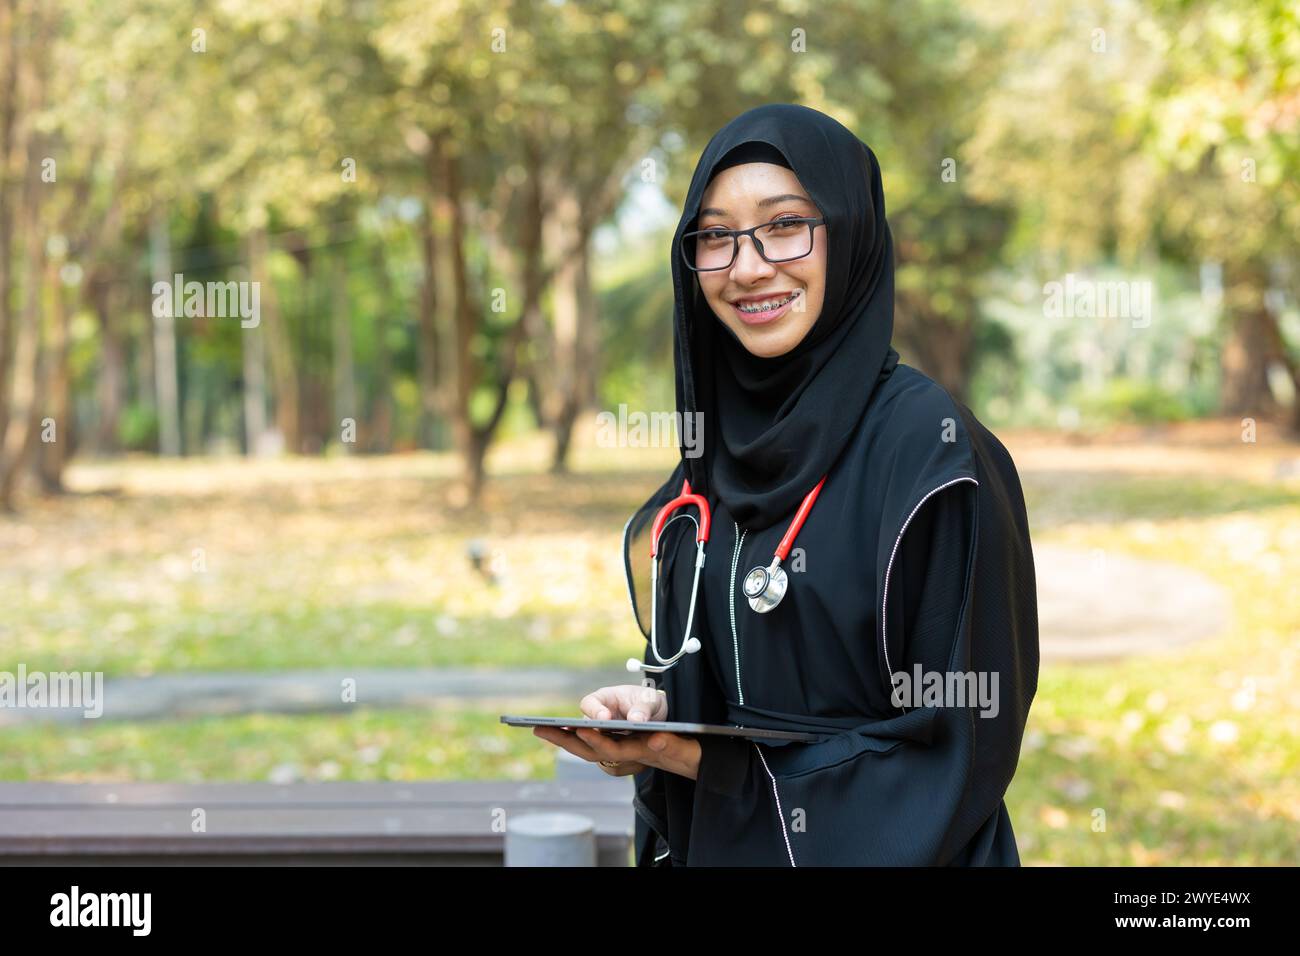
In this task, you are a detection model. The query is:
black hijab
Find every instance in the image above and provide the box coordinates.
[622,104,1039,867]
[672,103,899,528]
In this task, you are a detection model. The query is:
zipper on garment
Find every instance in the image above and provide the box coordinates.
[728,520,795,867]
[729,521,747,704]
[728,522,795,868]
[729,520,747,705]
[879,475,979,710]
[754,745,797,867]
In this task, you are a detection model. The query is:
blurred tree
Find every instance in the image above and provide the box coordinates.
[3,0,1297,512]
[965,0,1300,430]
[0,0,53,509]
[1135,0,1300,427]
[816,0,1018,400]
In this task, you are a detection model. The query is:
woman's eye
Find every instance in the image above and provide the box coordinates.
[766,217,802,230]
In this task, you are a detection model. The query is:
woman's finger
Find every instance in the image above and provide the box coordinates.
[536,725,650,769]
[561,729,652,775]
[575,728,691,776]
[619,684,667,721]
[573,727,646,763]
[579,688,619,719]
[578,684,667,721]
[600,760,649,776]
[532,726,604,762]
[642,732,696,776]
[535,725,693,779]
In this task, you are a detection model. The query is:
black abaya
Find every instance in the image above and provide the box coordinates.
[621,104,1039,866]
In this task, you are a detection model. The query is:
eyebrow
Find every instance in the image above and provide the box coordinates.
[697,194,815,218]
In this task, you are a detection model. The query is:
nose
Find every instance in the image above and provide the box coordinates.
[730,233,776,282]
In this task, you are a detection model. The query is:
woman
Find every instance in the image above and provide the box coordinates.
[533,103,1039,866]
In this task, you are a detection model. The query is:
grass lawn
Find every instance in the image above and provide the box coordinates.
[2,423,1297,864]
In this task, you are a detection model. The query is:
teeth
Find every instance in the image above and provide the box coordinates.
[737,290,798,313]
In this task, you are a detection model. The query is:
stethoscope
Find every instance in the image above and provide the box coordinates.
[627,475,827,674]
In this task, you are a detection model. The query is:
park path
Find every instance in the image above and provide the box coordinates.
[1,544,1230,725]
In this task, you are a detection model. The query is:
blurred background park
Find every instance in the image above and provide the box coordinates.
[0,0,1297,864]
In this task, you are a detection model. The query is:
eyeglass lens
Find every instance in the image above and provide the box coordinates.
[687,220,815,271]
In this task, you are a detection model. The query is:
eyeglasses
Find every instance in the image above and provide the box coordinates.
[681,216,826,273]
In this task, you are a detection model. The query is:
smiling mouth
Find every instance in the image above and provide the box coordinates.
[732,289,801,315]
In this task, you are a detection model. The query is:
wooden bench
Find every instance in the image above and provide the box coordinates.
[0,779,636,866]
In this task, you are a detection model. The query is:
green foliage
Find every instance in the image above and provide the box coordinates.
[4,452,1297,864]
[118,402,159,452]
[4,0,1297,478]
[1072,377,1194,425]
[595,233,676,414]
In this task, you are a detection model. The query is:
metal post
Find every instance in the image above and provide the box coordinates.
[505,812,596,867]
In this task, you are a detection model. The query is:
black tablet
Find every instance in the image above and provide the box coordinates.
[501,714,823,743]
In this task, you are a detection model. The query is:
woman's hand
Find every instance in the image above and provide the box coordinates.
[582,683,669,723]
[531,684,703,781]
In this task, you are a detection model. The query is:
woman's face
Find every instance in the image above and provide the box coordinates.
[693,162,827,359]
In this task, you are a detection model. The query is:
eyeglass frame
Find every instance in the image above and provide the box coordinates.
[679,216,827,273]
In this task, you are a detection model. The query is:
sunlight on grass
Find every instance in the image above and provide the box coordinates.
[1007,503,1300,865]
[0,704,581,784]
[2,427,1298,864]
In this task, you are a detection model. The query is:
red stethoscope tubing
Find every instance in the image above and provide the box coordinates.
[775,475,825,561]
[634,474,826,673]
[649,475,826,557]
[649,482,711,555]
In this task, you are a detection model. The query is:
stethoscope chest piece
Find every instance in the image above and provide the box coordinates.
[743,560,787,613]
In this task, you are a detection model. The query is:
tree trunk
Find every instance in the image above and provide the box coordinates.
[441,145,478,487]
[148,209,182,455]
[331,252,357,452]
[367,242,394,453]
[89,269,125,453]
[0,149,45,509]
[1220,305,1278,417]
[250,225,299,454]
[285,233,325,453]
[439,142,529,502]
[893,290,976,403]
[515,134,553,436]
[1258,269,1300,435]
[240,236,268,456]
[1219,260,1279,418]
[546,185,598,474]
[416,141,445,450]
[0,2,49,510]
[528,134,638,473]
[0,0,22,443]
[36,252,69,492]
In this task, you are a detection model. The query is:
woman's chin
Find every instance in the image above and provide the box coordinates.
[745,340,794,358]
[731,322,808,358]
